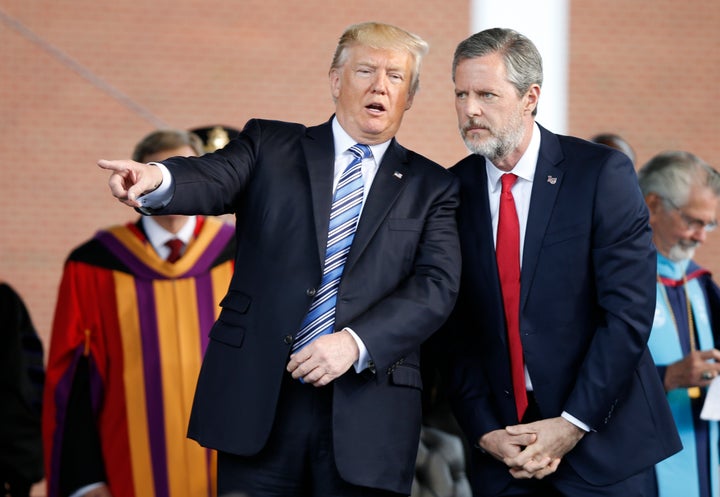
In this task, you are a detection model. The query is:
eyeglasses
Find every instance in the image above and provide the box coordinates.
[664,198,718,233]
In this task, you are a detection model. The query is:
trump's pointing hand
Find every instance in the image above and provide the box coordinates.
[98,159,164,208]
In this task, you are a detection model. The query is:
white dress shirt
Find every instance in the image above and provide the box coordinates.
[141,215,196,259]
[485,123,589,431]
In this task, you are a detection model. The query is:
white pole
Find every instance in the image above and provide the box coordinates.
[469,0,569,134]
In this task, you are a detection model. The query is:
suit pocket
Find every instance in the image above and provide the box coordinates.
[219,290,252,317]
[541,223,586,247]
[389,364,423,390]
[384,219,425,268]
[210,290,252,347]
[387,218,424,232]
[209,322,245,347]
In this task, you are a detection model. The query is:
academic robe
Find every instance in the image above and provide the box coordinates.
[43,217,235,497]
[649,255,720,497]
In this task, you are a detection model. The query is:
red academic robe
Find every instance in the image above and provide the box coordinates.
[43,217,234,497]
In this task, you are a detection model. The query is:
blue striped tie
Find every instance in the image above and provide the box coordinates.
[292,143,371,352]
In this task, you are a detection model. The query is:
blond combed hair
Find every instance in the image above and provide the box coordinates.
[330,21,429,96]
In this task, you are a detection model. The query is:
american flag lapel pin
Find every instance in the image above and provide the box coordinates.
[547,175,557,185]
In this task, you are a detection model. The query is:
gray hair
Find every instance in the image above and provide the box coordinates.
[638,150,720,208]
[452,27,543,116]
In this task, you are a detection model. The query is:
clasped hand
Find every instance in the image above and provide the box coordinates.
[479,416,585,480]
[286,330,359,386]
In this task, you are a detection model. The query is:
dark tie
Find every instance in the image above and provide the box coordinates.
[292,143,371,352]
[165,238,184,263]
[496,173,527,421]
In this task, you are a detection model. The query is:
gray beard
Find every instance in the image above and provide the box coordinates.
[667,242,697,262]
[461,116,525,163]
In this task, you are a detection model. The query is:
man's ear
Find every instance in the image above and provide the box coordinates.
[645,193,666,225]
[405,92,415,110]
[329,68,341,100]
[645,193,663,212]
[524,84,541,115]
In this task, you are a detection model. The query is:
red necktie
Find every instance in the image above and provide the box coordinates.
[165,238,184,263]
[496,173,527,421]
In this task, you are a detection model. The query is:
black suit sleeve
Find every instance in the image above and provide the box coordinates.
[0,283,44,485]
[700,273,720,343]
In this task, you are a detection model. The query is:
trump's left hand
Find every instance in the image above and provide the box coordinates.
[287,330,359,386]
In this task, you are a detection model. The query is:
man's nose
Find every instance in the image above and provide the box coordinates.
[691,226,708,244]
[371,74,387,94]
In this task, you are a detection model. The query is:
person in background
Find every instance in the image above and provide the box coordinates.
[190,125,240,153]
[1,282,44,497]
[639,151,720,497]
[43,129,236,497]
[97,21,461,497]
[446,27,680,496]
[590,132,636,164]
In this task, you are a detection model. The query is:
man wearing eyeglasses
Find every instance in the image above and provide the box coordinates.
[639,150,720,497]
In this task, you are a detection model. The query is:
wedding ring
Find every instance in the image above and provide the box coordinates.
[702,371,714,380]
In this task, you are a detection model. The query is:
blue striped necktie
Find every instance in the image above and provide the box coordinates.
[292,143,372,352]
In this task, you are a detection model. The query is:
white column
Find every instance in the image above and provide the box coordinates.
[470,0,569,134]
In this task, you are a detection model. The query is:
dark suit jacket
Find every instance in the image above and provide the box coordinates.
[0,282,44,485]
[155,117,461,494]
[448,125,681,495]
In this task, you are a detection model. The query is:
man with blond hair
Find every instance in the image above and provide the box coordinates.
[98,22,460,497]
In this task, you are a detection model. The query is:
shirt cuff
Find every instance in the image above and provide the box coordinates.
[561,411,591,432]
[137,162,174,212]
[343,327,372,373]
[69,482,105,497]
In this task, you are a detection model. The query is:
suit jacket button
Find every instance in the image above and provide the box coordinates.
[284,335,293,345]
[306,288,317,297]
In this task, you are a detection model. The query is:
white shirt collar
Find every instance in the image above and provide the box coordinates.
[141,215,196,252]
[331,116,391,164]
[486,122,541,192]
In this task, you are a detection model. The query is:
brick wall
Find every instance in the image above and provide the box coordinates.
[2,0,719,352]
[570,0,720,281]
[0,0,469,348]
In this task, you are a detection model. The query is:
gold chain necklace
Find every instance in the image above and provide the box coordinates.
[657,274,700,398]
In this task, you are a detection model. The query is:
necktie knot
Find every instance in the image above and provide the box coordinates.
[165,238,184,263]
[348,144,372,162]
[501,173,518,194]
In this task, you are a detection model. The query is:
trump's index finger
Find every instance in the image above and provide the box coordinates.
[97,159,131,172]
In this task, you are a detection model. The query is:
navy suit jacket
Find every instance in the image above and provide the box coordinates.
[448,125,681,494]
[155,117,461,494]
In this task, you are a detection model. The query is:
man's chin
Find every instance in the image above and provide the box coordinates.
[463,138,493,158]
[667,245,697,262]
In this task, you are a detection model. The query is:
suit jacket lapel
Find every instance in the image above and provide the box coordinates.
[521,126,564,309]
[465,159,500,304]
[301,120,335,266]
[463,158,508,344]
[345,140,409,272]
